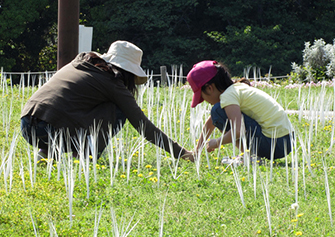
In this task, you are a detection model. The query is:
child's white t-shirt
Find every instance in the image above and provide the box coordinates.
[220,82,292,138]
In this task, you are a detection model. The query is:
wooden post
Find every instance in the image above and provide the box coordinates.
[160,66,167,87]
[57,0,79,70]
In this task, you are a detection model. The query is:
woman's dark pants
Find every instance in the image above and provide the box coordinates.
[21,108,126,157]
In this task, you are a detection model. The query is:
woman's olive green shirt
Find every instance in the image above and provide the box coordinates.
[21,53,186,158]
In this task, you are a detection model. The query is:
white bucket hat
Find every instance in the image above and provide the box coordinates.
[100,41,148,85]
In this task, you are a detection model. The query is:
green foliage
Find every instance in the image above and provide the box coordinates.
[80,0,212,71]
[206,25,291,76]
[292,39,335,82]
[205,0,335,77]
[37,24,58,71]
[1,85,335,235]
[0,0,57,71]
[2,0,335,76]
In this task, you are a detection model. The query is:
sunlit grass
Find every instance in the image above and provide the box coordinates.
[0,76,334,236]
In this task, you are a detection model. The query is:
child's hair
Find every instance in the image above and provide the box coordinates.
[83,52,137,96]
[201,62,250,93]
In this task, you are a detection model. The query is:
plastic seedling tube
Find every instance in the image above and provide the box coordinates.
[29,210,38,236]
[93,204,103,237]
[269,130,277,182]
[231,165,245,208]
[110,205,139,237]
[88,120,102,183]
[322,158,333,227]
[126,136,146,184]
[159,189,169,237]
[260,173,272,236]
[31,129,38,185]
[19,154,26,191]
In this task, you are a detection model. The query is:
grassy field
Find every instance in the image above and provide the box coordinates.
[0,80,334,236]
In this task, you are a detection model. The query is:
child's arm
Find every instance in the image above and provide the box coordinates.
[207,104,243,152]
[195,116,216,153]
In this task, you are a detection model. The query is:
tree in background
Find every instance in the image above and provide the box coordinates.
[80,0,215,72]
[1,0,335,77]
[0,0,57,71]
[79,0,335,77]
[205,0,335,76]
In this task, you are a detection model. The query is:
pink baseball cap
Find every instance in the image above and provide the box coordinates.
[187,60,218,108]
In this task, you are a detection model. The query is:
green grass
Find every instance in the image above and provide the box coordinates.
[0,84,334,236]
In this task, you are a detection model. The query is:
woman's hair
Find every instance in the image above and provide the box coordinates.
[201,62,250,93]
[83,52,137,96]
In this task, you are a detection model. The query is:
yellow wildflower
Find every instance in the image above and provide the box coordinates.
[149,177,158,182]
[145,165,152,169]
[149,172,154,176]
[37,158,49,163]
[297,213,304,218]
[138,174,143,177]
[120,174,126,178]
[73,160,80,164]
[295,231,303,236]
[291,219,298,222]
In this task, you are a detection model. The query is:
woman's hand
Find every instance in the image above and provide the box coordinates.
[181,150,195,162]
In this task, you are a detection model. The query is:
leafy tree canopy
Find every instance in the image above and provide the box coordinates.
[1,0,335,77]
[0,0,57,71]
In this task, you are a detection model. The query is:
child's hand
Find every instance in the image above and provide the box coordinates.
[206,138,220,152]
